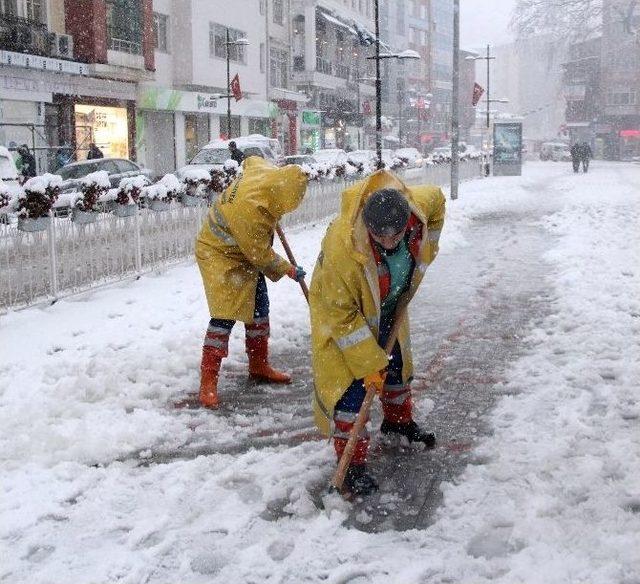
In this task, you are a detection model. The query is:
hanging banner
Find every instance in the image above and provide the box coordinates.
[230,74,243,102]
[472,82,485,107]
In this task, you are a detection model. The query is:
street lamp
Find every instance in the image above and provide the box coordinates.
[224,31,249,139]
[367,2,421,168]
[465,45,496,130]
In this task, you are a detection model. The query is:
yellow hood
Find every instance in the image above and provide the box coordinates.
[238,156,307,220]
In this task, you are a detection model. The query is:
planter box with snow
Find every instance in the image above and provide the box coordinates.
[71,209,99,224]
[150,199,171,212]
[181,194,199,207]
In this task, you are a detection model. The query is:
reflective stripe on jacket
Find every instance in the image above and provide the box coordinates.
[309,170,446,436]
[196,157,307,323]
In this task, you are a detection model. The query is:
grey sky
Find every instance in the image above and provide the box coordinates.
[460,0,517,51]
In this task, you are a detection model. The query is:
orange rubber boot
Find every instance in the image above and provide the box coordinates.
[246,334,291,384]
[199,347,222,408]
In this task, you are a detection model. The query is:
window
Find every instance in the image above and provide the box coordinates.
[270,47,288,88]
[0,0,17,16]
[210,23,247,63]
[25,0,43,22]
[273,0,283,25]
[397,0,405,34]
[153,13,169,52]
[106,0,143,55]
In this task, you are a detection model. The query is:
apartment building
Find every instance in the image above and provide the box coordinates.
[600,0,640,159]
[0,0,154,171]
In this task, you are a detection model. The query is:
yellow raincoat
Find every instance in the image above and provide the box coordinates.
[195,156,307,323]
[310,170,446,436]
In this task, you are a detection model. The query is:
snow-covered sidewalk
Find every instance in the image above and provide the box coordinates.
[1,161,639,583]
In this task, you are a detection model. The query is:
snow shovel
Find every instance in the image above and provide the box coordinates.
[331,300,409,494]
[276,223,309,303]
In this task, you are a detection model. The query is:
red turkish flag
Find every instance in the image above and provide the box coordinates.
[230,74,242,102]
[472,82,485,107]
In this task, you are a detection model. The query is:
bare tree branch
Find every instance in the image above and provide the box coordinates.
[510,0,604,43]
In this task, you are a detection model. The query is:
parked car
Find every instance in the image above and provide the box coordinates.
[177,135,283,178]
[394,147,424,168]
[313,148,348,168]
[58,158,154,193]
[283,154,317,166]
[539,142,571,162]
[0,146,20,187]
[347,149,376,167]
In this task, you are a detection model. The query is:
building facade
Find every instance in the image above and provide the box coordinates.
[0,0,154,173]
[600,0,640,159]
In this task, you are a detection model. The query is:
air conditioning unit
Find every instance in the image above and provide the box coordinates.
[49,33,73,59]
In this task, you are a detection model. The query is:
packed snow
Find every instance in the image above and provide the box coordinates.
[1,161,638,583]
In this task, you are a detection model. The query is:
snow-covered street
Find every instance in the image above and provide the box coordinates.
[1,161,639,583]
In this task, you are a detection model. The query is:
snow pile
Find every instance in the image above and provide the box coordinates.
[116,175,148,205]
[80,170,111,190]
[0,181,19,213]
[1,162,638,583]
[22,173,63,195]
[181,167,211,185]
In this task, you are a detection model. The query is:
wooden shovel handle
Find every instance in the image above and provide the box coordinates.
[276,223,309,303]
[331,301,408,493]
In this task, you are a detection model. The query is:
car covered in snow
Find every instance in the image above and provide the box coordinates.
[312,148,348,168]
[178,135,283,178]
[57,158,154,194]
[283,154,317,166]
[0,146,20,188]
[394,147,424,168]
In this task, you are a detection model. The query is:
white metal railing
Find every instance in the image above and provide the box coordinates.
[0,161,482,311]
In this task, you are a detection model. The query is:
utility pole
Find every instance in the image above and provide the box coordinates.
[374,0,382,168]
[226,28,232,138]
[450,0,460,200]
[486,44,491,129]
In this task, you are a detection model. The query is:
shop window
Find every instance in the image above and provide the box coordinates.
[249,118,270,136]
[210,22,247,63]
[106,0,143,55]
[185,114,210,161]
[220,116,241,140]
[273,0,283,25]
[153,12,169,53]
[74,104,129,160]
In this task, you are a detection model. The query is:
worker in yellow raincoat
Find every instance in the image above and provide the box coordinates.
[195,156,308,408]
[309,170,445,495]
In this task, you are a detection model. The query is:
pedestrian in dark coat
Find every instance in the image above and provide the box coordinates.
[579,141,593,173]
[228,141,245,165]
[87,143,104,160]
[570,142,581,173]
[17,145,36,180]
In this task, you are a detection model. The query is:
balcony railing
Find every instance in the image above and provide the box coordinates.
[0,13,50,56]
[107,26,142,55]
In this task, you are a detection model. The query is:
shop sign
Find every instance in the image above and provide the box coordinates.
[197,94,220,110]
[0,50,88,75]
[302,111,321,125]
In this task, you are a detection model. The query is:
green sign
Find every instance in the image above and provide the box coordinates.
[302,111,321,125]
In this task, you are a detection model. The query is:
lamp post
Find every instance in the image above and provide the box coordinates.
[465,45,496,130]
[225,30,249,139]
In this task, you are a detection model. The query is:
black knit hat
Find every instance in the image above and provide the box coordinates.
[362,188,410,236]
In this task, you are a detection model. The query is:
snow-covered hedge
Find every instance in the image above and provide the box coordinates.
[116,175,149,206]
[75,171,110,212]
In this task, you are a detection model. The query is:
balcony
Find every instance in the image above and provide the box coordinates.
[0,13,49,56]
[107,26,142,55]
